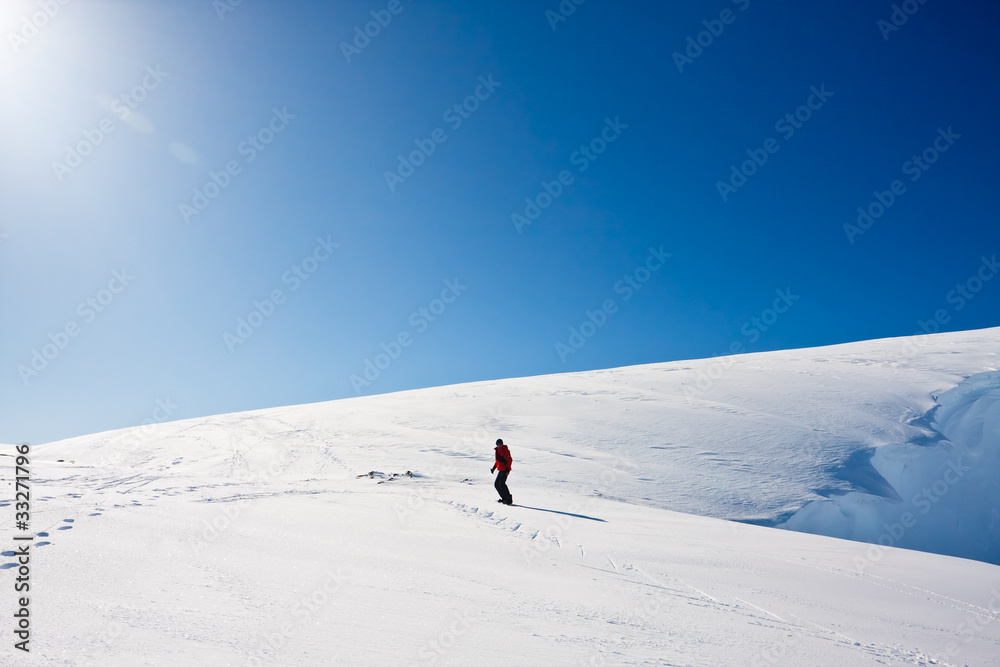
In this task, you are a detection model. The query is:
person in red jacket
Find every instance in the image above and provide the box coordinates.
[491,438,513,505]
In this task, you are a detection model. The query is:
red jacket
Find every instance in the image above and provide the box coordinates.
[494,444,512,472]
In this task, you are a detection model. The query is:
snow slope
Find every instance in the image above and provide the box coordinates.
[784,369,1000,564]
[3,327,1000,665]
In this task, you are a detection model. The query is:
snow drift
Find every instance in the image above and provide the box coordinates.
[783,369,1000,564]
[3,326,999,665]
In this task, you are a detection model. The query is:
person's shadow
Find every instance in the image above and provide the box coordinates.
[515,506,606,522]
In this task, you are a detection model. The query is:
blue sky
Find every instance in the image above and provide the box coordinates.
[2,0,998,444]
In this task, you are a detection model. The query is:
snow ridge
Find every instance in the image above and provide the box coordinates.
[783,370,1000,564]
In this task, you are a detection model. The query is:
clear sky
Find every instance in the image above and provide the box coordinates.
[2,0,998,444]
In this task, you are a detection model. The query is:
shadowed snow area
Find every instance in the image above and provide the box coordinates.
[6,327,1000,665]
[28,327,1000,563]
[783,370,1000,564]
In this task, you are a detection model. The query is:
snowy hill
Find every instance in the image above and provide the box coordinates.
[4,327,1000,665]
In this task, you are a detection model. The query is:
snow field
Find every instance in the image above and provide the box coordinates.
[3,326,999,664]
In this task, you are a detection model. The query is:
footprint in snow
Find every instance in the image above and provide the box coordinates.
[0,539,50,569]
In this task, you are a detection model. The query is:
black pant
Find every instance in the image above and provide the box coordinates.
[494,470,512,504]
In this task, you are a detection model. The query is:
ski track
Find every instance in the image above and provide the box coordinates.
[622,563,950,665]
[5,328,1000,665]
[9,456,991,666]
[778,555,1000,622]
[444,501,531,539]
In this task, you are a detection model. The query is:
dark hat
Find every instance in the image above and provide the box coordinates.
[496,438,503,445]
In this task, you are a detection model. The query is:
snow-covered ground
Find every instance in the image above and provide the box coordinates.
[3,327,1000,665]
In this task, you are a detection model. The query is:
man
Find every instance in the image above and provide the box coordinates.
[491,438,513,505]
